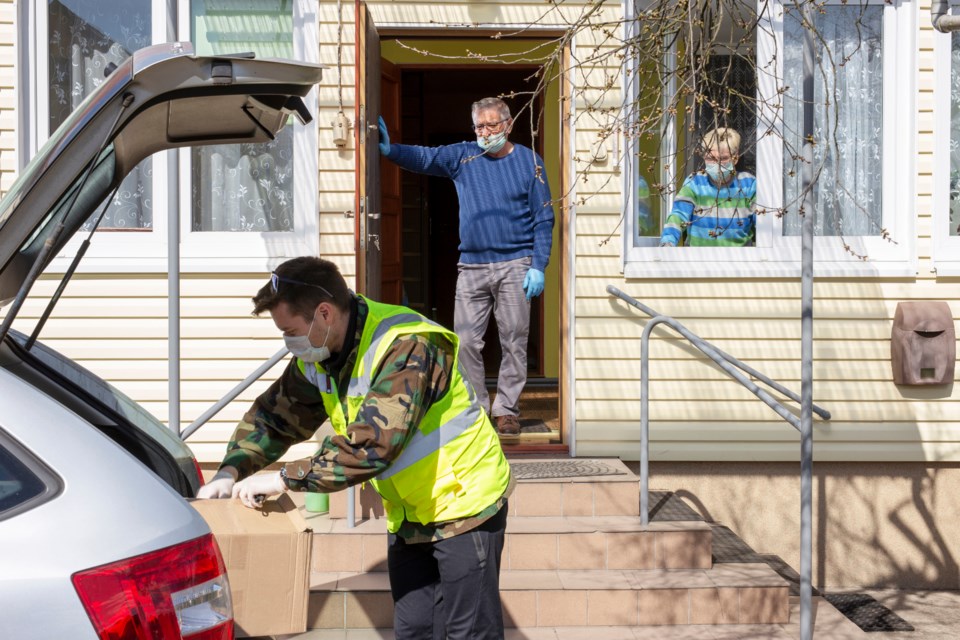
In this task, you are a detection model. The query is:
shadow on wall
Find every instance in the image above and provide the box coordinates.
[657,461,960,590]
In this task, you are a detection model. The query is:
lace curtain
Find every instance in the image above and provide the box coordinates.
[782,4,883,237]
[48,0,152,230]
[190,0,295,232]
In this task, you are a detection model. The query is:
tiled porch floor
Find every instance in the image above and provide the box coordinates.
[276,591,960,639]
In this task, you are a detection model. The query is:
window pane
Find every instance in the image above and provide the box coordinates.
[633,65,662,242]
[48,0,153,231]
[190,0,294,232]
[782,4,883,237]
[950,31,960,236]
[0,443,47,516]
[634,171,660,243]
[696,55,757,174]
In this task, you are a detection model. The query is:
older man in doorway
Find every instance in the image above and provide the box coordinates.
[378,97,555,437]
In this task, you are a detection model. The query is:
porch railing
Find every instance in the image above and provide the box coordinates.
[606,285,830,629]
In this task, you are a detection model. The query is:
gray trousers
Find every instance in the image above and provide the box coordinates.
[454,257,531,417]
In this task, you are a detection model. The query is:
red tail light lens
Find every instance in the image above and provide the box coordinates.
[72,533,233,640]
[193,457,206,488]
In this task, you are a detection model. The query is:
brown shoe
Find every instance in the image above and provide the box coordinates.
[496,414,521,436]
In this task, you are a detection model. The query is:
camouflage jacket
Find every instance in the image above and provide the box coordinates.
[221,295,511,541]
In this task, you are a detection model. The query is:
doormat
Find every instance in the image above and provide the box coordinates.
[509,460,625,480]
[824,593,914,632]
[520,423,552,433]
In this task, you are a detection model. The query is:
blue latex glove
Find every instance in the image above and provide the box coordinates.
[377,116,390,156]
[522,268,545,300]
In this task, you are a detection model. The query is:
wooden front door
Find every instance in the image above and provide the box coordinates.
[354,0,381,298]
[379,59,402,304]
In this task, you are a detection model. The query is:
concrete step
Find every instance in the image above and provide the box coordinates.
[270,593,879,638]
[305,564,790,630]
[328,457,641,520]
[309,516,712,573]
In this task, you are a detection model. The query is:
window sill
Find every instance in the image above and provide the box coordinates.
[623,259,918,279]
[932,263,960,278]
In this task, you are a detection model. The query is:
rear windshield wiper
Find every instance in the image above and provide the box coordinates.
[0,93,136,349]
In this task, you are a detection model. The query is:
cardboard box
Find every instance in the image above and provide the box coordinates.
[190,494,312,637]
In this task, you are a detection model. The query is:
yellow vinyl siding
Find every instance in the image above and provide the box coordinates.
[4,1,957,466]
[316,3,358,285]
[571,1,960,462]
[0,0,15,194]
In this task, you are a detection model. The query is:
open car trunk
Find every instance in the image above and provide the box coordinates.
[0,42,323,496]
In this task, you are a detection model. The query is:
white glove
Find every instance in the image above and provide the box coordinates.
[196,467,238,499]
[232,471,287,509]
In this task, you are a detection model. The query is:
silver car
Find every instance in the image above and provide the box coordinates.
[0,42,321,639]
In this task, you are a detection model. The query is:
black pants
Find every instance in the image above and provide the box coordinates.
[387,503,508,640]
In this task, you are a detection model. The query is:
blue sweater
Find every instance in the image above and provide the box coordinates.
[386,142,555,271]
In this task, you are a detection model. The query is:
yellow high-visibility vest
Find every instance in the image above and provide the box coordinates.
[298,297,511,532]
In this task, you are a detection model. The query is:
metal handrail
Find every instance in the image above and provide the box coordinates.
[607,284,828,637]
[607,284,830,522]
[180,347,291,441]
[607,286,831,426]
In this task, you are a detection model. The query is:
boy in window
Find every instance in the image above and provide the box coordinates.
[659,127,757,247]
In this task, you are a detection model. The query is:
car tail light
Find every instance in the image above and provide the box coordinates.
[72,533,232,640]
[193,457,206,488]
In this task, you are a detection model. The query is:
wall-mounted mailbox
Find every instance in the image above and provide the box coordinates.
[891,301,955,385]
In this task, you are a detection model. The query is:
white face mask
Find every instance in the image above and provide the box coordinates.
[284,310,331,363]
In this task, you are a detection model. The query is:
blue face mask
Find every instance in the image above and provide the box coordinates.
[705,162,736,185]
[477,131,508,154]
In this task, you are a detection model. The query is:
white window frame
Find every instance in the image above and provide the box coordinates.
[23,0,319,274]
[28,0,172,272]
[933,2,960,275]
[176,0,319,273]
[622,0,916,278]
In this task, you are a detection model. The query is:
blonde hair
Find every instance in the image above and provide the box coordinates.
[701,127,741,156]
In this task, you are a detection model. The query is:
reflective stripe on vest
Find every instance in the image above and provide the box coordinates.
[297,298,509,529]
[306,353,483,480]
[346,312,478,477]
[378,370,481,480]
[346,312,443,398]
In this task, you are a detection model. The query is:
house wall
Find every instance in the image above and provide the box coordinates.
[0,0,15,193]
[3,0,960,589]
[586,0,960,590]
[651,461,960,590]
[356,0,960,590]
[575,0,958,465]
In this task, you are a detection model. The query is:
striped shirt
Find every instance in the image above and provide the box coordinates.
[386,141,554,270]
[660,171,757,247]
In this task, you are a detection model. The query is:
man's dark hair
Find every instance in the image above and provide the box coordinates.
[252,256,352,320]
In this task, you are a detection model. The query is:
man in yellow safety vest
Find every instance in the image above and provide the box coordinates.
[197,255,513,640]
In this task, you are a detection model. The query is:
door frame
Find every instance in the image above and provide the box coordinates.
[363,21,574,452]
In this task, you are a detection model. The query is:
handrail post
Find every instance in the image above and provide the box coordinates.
[639,317,659,525]
[347,485,356,528]
[800,2,816,638]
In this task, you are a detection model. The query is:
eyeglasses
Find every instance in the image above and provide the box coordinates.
[472,118,509,134]
[270,273,333,298]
